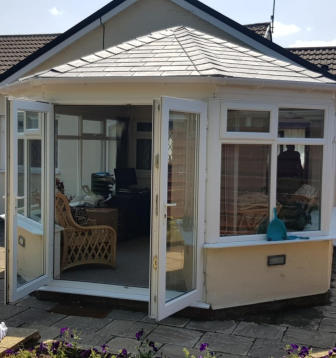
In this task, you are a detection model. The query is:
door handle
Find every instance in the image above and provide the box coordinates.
[16,196,25,200]
[166,203,177,207]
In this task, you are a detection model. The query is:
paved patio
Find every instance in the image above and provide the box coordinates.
[1,245,336,357]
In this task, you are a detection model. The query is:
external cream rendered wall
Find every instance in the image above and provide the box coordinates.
[205,241,333,309]
[28,0,248,76]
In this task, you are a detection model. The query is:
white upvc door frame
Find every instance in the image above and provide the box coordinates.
[6,99,54,302]
[150,96,207,321]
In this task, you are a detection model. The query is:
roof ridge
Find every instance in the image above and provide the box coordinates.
[172,27,201,75]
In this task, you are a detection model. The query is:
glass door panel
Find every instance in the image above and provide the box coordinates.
[7,100,52,302]
[150,97,207,321]
[166,112,198,302]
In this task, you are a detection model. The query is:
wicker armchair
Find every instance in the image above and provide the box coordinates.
[55,192,117,272]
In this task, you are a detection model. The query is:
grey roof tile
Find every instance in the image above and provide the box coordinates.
[28,26,336,85]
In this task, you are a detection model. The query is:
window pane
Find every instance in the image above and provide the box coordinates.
[56,114,79,136]
[166,111,199,302]
[278,109,324,138]
[27,140,42,222]
[227,110,270,133]
[83,120,103,135]
[137,122,152,132]
[136,139,152,170]
[26,111,39,130]
[277,145,322,231]
[17,139,24,214]
[56,139,80,197]
[18,111,24,133]
[220,144,270,236]
[82,140,103,188]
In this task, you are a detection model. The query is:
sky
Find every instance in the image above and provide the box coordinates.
[0,0,335,48]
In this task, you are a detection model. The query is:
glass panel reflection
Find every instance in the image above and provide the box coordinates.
[165,111,199,303]
[26,111,39,130]
[220,144,271,236]
[227,110,270,133]
[278,109,324,138]
[277,145,322,231]
[16,112,44,288]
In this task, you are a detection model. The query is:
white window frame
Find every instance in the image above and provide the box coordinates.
[215,100,334,244]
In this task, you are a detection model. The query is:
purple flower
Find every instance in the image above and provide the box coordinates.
[101,344,108,354]
[136,329,144,341]
[65,343,73,348]
[51,341,60,354]
[121,348,128,356]
[200,343,209,352]
[80,349,91,358]
[60,327,69,336]
[149,341,158,352]
[5,349,15,356]
[299,346,310,358]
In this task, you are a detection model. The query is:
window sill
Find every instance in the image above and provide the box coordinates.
[204,235,334,249]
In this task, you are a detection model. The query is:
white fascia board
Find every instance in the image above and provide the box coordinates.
[1,0,138,86]
[170,0,298,64]
[1,76,336,94]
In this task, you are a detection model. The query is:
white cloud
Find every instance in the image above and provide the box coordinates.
[288,39,336,47]
[49,7,63,16]
[273,21,301,38]
[305,26,312,32]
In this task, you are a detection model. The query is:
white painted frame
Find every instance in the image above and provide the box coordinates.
[206,99,334,246]
[150,96,207,321]
[7,99,54,302]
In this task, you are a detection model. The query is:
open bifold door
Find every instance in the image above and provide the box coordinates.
[150,96,207,321]
[6,99,54,302]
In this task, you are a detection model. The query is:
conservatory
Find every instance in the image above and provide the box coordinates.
[1,26,336,321]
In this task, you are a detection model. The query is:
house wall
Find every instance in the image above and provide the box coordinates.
[27,0,249,76]
[205,241,333,309]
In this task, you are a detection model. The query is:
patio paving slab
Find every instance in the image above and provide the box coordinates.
[146,325,204,347]
[248,339,287,358]
[142,315,190,328]
[100,320,156,339]
[106,309,147,321]
[283,327,336,349]
[106,337,142,354]
[15,296,56,310]
[186,320,237,334]
[234,321,286,340]
[200,332,254,356]
[52,315,112,333]
[21,325,60,342]
[5,308,66,328]
[0,304,27,321]
[319,317,336,332]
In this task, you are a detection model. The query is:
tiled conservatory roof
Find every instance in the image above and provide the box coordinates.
[30,26,335,84]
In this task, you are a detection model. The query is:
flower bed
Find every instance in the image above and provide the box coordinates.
[4,328,336,358]
[3,328,215,358]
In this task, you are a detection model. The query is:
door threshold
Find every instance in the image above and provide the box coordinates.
[38,280,210,309]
